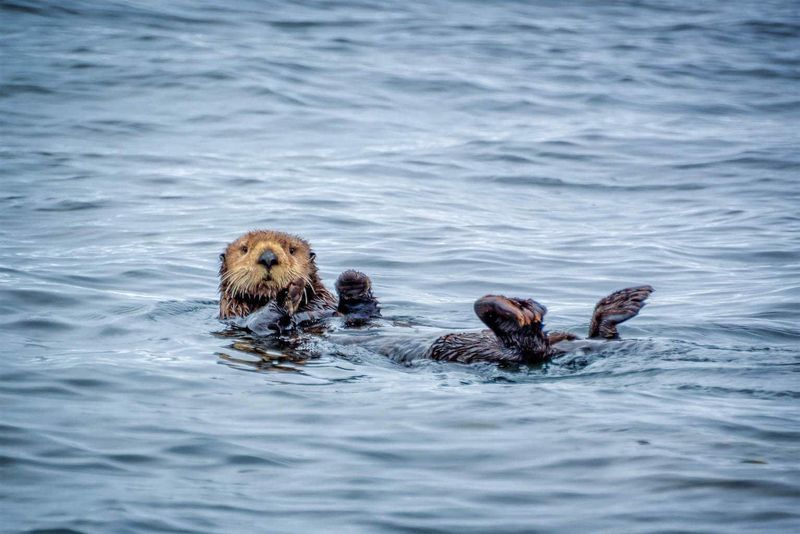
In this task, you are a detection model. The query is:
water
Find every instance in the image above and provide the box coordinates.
[1,0,799,531]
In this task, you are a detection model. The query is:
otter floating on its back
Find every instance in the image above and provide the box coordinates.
[426,286,654,365]
[218,230,653,366]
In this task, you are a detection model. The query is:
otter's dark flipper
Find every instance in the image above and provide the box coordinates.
[474,295,546,344]
[588,285,654,339]
[335,270,380,326]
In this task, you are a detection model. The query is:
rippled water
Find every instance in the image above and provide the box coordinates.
[2,1,799,532]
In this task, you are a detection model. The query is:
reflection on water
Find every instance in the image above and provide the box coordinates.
[2,0,799,532]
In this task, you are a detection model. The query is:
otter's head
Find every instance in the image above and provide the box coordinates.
[219,230,318,318]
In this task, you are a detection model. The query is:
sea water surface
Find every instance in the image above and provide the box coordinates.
[1,1,799,532]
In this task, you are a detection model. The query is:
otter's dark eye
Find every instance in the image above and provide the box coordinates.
[289,246,297,255]
[239,245,248,254]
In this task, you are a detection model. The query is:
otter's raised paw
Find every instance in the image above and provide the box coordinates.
[335,270,380,326]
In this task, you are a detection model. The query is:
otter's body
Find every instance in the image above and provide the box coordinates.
[426,330,541,364]
[426,286,653,365]
[218,231,650,366]
[219,230,378,328]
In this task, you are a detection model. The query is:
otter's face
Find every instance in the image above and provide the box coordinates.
[219,230,316,300]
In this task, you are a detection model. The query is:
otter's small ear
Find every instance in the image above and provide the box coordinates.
[309,251,316,261]
[218,253,228,277]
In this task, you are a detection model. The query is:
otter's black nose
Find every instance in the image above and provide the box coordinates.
[258,250,279,269]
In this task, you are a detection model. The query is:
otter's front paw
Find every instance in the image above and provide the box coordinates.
[243,300,295,335]
[281,278,307,316]
[335,270,380,325]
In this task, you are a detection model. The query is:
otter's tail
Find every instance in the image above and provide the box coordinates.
[588,285,654,339]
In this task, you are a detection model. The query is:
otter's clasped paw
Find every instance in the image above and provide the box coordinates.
[282,278,307,316]
[241,300,296,335]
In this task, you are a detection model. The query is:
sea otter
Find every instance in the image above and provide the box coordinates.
[218,230,379,329]
[426,286,653,365]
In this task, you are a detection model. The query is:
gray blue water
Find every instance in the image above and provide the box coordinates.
[2,0,799,532]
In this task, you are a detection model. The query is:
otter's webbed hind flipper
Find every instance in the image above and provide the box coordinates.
[335,270,381,326]
[588,285,654,339]
[474,296,545,343]
[474,295,551,358]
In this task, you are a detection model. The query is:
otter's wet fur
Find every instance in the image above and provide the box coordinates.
[218,231,650,366]
[426,286,654,365]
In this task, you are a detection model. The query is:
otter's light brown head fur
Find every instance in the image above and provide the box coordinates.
[218,230,320,319]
